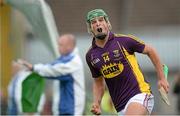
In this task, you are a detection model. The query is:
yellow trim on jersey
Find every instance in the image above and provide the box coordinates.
[114,34,145,44]
[122,47,151,94]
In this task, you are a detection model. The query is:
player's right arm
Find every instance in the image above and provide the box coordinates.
[85,51,105,114]
[91,76,105,115]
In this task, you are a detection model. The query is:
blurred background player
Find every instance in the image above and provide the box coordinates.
[20,34,86,115]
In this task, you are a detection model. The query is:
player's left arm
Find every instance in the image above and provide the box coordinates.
[142,44,169,93]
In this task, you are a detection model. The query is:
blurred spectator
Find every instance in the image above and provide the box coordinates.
[20,34,86,115]
[173,72,180,114]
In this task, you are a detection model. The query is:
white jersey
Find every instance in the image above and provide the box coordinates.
[33,48,86,115]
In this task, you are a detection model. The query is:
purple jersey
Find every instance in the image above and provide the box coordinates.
[86,32,151,112]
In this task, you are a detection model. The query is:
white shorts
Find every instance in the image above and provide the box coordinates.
[118,93,154,115]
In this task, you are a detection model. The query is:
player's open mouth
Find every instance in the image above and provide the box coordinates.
[95,28,107,40]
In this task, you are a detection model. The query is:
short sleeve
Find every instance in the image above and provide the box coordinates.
[125,35,145,53]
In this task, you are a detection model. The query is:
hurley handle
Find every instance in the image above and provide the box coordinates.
[163,64,168,80]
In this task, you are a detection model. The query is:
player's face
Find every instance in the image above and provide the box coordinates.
[90,16,109,37]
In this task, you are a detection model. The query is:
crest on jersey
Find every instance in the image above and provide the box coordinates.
[113,50,120,57]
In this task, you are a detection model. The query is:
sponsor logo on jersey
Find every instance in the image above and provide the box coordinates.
[101,62,124,78]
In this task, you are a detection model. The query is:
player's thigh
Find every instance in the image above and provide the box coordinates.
[124,93,154,115]
[125,102,148,115]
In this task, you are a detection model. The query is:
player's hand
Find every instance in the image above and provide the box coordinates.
[91,103,101,115]
[12,61,23,76]
[17,59,33,71]
[158,78,169,93]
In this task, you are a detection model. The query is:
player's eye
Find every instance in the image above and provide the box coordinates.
[91,20,97,24]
